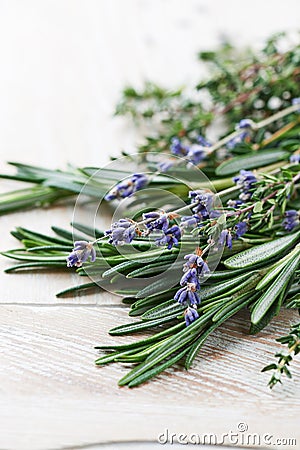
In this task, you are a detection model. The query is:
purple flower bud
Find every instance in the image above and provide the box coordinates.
[218,229,232,249]
[197,135,211,147]
[144,213,169,232]
[155,225,182,250]
[66,241,96,267]
[184,306,199,326]
[183,253,198,268]
[196,257,210,276]
[170,137,189,156]
[226,131,250,149]
[290,154,300,164]
[132,173,148,191]
[174,286,186,301]
[186,145,206,165]
[157,160,174,172]
[187,290,201,307]
[142,211,161,220]
[236,119,254,129]
[189,190,214,217]
[180,215,201,228]
[180,268,200,289]
[292,98,300,112]
[105,173,148,201]
[282,210,299,231]
[234,221,248,238]
[233,170,257,201]
[105,219,136,246]
[174,287,189,305]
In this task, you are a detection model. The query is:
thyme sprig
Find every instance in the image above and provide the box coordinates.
[116,33,300,155]
[262,322,300,388]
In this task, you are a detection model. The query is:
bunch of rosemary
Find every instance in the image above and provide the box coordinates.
[1,33,300,388]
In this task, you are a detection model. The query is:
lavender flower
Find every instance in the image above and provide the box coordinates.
[180,268,200,290]
[157,160,174,172]
[236,119,254,129]
[292,98,300,112]
[183,253,210,276]
[183,253,198,269]
[105,173,148,201]
[290,154,300,164]
[170,136,209,166]
[142,211,161,221]
[196,257,210,276]
[66,241,96,267]
[189,190,214,218]
[227,199,244,208]
[186,145,206,165]
[187,290,201,307]
[282,210,299,231]
[234,221,248,238]
[218,229,232,249]
[197,135,211,147]
[142,212,169,231]
[184,306,199,326]
[180,215,201,229]
[133,173,148,190]
[170,137,188,156]
[173,250,208,326]
[155,225,182,250]
[174,285,201,306]
[226,131,250,149]
[233,170,257,191]
[105,219,137,246]
[174,287,189,305]
[233,169,257,204]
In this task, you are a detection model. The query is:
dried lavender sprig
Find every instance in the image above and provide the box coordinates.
[66,240,97,267]
[65,193,214,266]
[66,168,300,267]
[282,210,300,232]
[105,173,148,201]
[174,246,213,327]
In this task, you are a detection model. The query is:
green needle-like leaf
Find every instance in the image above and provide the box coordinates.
[224,232,300,269]
[251,251,300,325]
[216,150,290,176]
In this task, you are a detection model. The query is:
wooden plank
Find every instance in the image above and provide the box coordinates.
[0,305,299,449]
[0,203,125,306]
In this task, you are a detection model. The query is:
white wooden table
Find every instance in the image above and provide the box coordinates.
[0,2,299,449]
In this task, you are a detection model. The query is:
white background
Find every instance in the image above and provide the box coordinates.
[0,0,299,169]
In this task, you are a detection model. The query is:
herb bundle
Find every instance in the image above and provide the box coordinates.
[1,33,300,388]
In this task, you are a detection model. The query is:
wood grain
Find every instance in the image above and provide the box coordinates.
[0,305,299,449]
